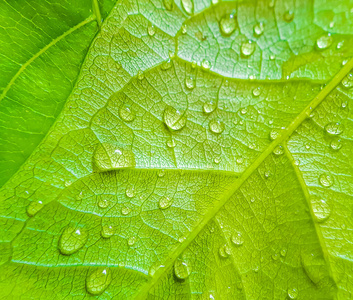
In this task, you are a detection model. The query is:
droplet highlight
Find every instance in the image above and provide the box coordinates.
[219,13,237,36]
[86,268,112,295]
[163,106,187,131]
[209,119,225,134]
[325,122,344,135]
[58,227,88,255]
[119,104,135,122]
[174,258,192,280]
[27,200,43,217]
[159,196,173,210]
[241,40,256,57]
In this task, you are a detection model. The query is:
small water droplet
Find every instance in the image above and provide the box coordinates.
[191,60,197,69]
[167,138,176,148]
[185,76,195,89]
[231,232,244,246]
[101,225,115,238]
[201,59,211,70]
[269,129,280,141]
[161,59,172,70]
[121,206,131,215]
[330,137,342,150]
[178,236,187,243]
[287,287,298,299]
[159,196,173,209]
[241,108,247,115]
[253,22,264,37]
[336,41,344,49]
[280,249,287,257]
[319,174,334,187]
[163,0,173,10]
[264,170,271,179]
[209,119,225,134]
[311,197,331,222]
[147,24,156,36]
[128,236,137,246]
[252,86,262,97]
[219,13,237,36]
[250,197,255,203]
[273,145,284,156]
[158,170,166,177]
[219,244,231,258]
[214,157,221,164]
[236,157,243,164]
[137,70,144,80]
[27,200,43,217]
[125,186,135,198]
[119,104,135,122]
[341,73,353,89]
[181,0,194,15]
[181,24,187,34]
[86,268,112,295]
[58,227,88,255]
[284,10,294,22]
[174,258,191,280]
[316,34,333,50]
[98,199,110,209]
[241,40,256,57]
[164,106,187,131]
[270,54,276,60]
[325,122,344,135]
[203,101,217,114]
[272,252,279,260]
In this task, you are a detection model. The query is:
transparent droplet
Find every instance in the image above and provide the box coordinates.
[137,70,144,80]
[325,122,344,135]
[27,200,43,217]
[236,157,243,164]
[98,199,110,209]
[119,104,135,122]
[287,287,298,299]
[311,197,331,222]
[181,0,193,15]
[264,170,271,179]
[319,174,334,187]
[284,10,294,22]
[159,196,173,209]
[163,106,187,131]
[269,129,280,141]
[191,60,197,68]
[201,59,211,71]
[241,108,247,115]
[178,236,187,243]
[219,13,237,36]
[241,40,256,57]
[101,225,115,238]
[203,101,217,114]
[147,24,156,36]
[341,73,353,89]
[125,186,135,198]
[336,41,344,49]
[219,244,231,258]
[181,24,187,34]
[59,227,88,255]
[211,0,219,4]
[273,145,284,156]
[253,22,264,37]
[231,232,244,246]
[301,250,325,284]
[158,169,166,177]
[209,119,225,134]
[272,253,279,260]
[86,268,112,295]
[121,207,131,215]
[316,34,333,50]
[330,137,342,150]
[280,249,287,257]
[214,157,221,164]
[167,138,176,148]
[128,236,137,246]
[270,54,276,60]
[185,76,195,89]
[161,59,172,70]
[174,258,191,280]
[252,86,261,97]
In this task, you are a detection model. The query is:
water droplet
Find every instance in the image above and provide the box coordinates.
[341,73,353,89]
[201,59,211,71]
[250,197,255,203]
[119,104,135,122]
[236,157,243,164]
[167,138,176,148]
[280,249,287,257]
[178,236,186,243]
[311,197,331,222]
[163,0,173,10]
[159,196,173,209]
[316,34,333,50]
[209,119,225,134]
[211,0,219,4]
[121,207,131,215]
[58,227,88,255]
[219,244,231,258]
[101,225,115,238]
[270,54,276,60]
[269,129,280,141]
[147,24,156,36]
[137,70,144,80]
[272,253,279,260]
[86,268,112,295]
[336,41,344,49]
[128,236,137,246]
[284,10,294,22]
[185,76,195,89]
[273,145,284,156]
[214,157,221,164]
[252,86,262,97]
[264,171,271,179]
[163,106,187,131]
[231,232,244,246]
[93,143,136,172]
[241,108,247,115]
[253,22,264,37]
[181,24,187,34]
[191,60,197,68]
[181,0,193,15]
[203,101,217,114]
[219,13,237,36]
[161,59,172,70]
[330,138,342,150]
[287,287,298,299]
[319,174,334,187]
[158,169,166,177]
[325,122,344,135]
[125,186,135,198]
[174,258,191,280]
[241,40,256,57]
[27,200,43,217]
[98,199,110,209]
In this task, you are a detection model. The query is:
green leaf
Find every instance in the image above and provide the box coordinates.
[1,0,353,299]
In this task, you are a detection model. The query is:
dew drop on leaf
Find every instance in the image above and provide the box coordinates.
[241,40,256,57]
[324,122,344,135]
[174,258,192,280]
[319,174,334,187]
[86,268,112,295]
[125,186,135,198]
[166,138,176,148]
[311,197,331,222]
[181,24,187,34]
[128,236,137,246]
[219,13,237,36]
[185,76,195,89]
[181,0,193,15]
[121,206,131,215]
[269,129,280,141]
[241,108,247,115]
[287,287,298,299]
[236,157,243,165]
[330,137,342,150]
[159,196,173,209]
[201,59,211,70]
[219,244,231,258]
[214,157,221,164]
[252,86,262,97]
[101,225,115,238]
[158,169,166,177]
[98,199,110,209]
[209,119,225,134]
[273,145,284,156]
[119,104,135,122]
[27,200,43,217]
[253,22,264,37]
[161,59,172,70]
[203,101,217,114]
[316,34,333,50]
[163,106,187,131]
[58,227,88,255]
[264,170,271,179]
[341,73,353,89]
[147,24,156,36]
[280,249,287,257]
[137,70,144,80]
[163,0,173,10]
[283,10,294,22]
[231,232,244,246]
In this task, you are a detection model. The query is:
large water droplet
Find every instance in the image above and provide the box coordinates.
[203,101,217,114]
[311,197,331,222]
[181,0,193,15]
[86,268,112,295]
[253,22,264,37]
[27,200,43,217]
[93,143,136,172]
[128,236,137,246]
[219,13,237,36]
[101,225,115,238]
[174,258,191,280]
[125,186,135,198]
[58,227,88,255]
[185,76,195,89]
[319,174,334,187]
[159,196,173,209]
[163,106,187,131]
[119,104,135,122]
[252,86,262,97]
[284,10,294,22]
[273,145,284,156]
[147,24,156,36]
[269,129,280,141]
[316,34,333,50]
[98,198,110,209]
[301,250,325,284]
[330,137,342,150]
[287,287,298,299]
[209,119,225,134]
[241,40,256,57]
[231,232,244,246]
[121,206,131,215]
[219,244,231,258]
[325,122,344,135]
[163,0,173,10]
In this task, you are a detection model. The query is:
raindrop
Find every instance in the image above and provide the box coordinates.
[125,186,135,198]
[231,232,244,246]
[330,138,342,150]
[241,108,247,115]
[128,236,137,246]
[273,145,284,156]
[241,40,256,57]
[191,60,197,68]
[287,287,298,299]
[272,253,279,260]
[27,200,43,217]
[167,138,176,148]
[236,157,243,164]
[163,0,173,10]
[219,244,231,258]
[98,199,110,209]
[219,13,237,36]
[119,104,135,122]
[185,76,195,89]
[311,197,331,222]
[163,106,187,131]
[214,157,221,164]
[137,70,144,80]
[325,122,344,135]
[121,207,131,215]
[161,59,172,70]
[269,129,280,141]
[316,34,333,50]
[158,170,166,177]
[209,119,225,134]
[284,10,294,22]
[159,196,173,210]
[201,59,211,71]
[280,249,287,257]
[253,22,264,37]
[336,41,344,49]
[319,174,334,187]
[101,225,115,238]
[86,268,112,295]
[174,258,192,280]
[181,24,187,34]
[252,86,262,97]
[181,0,194,15]
[58,227,88,255]
[203,101,217,114]
[264,170,271,179]
[147,24,156,36]
[341,73,353,89]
